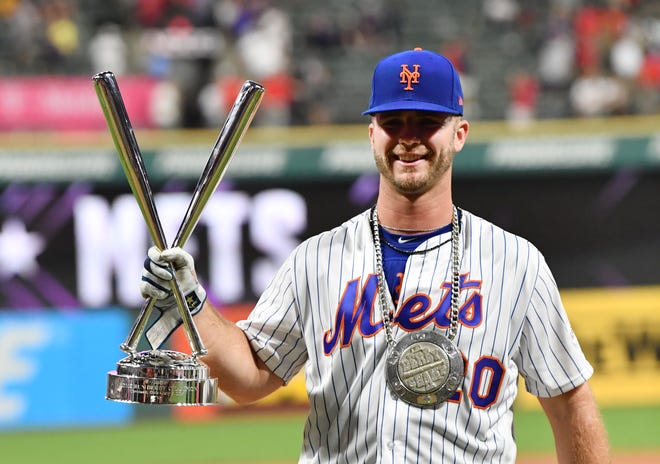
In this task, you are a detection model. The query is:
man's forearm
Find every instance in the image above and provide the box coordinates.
[194,301,284,404]
[539,383,611,463]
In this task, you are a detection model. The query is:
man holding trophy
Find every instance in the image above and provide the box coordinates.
[136,49,610,463]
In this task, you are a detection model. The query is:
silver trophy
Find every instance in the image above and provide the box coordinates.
[93,72,264,405]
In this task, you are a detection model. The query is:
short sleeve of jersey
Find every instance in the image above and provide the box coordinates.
[236,254,307,384]
[516,255,594,397]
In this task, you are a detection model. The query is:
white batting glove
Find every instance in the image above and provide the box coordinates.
[140,246,207,349]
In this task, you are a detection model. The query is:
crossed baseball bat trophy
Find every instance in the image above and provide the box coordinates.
[93,72,264,405]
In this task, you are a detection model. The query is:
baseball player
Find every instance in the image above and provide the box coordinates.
[141,48,610,463]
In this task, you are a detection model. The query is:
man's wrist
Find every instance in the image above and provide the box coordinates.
[185,285,207,316]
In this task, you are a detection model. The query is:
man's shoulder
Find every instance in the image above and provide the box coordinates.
[296,209,371,250]
[462,208,540,251]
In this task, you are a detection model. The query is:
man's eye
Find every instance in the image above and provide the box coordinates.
[380,120,400,129]
[420,118,444,127]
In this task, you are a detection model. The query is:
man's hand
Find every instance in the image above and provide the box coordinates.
[141,246,207,348]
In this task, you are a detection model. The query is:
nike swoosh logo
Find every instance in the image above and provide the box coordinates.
[398,237,415,244]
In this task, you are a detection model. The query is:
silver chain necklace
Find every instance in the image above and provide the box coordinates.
[380,224,440,233]
[371,205,465,407]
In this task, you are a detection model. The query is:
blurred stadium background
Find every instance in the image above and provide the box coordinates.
[0,0,658,462]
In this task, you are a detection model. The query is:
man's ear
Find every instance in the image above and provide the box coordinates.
[368,119,375,146]
[453,118,469,152]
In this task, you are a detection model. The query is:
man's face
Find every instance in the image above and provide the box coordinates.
[369,110,468,197]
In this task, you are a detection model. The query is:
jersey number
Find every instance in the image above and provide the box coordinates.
[449,356,505,409]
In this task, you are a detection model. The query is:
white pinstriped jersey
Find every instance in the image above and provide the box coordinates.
[237,208,593,463]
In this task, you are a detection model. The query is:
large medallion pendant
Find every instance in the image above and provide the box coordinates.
[386,331,465,408]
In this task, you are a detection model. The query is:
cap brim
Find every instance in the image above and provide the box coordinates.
[362,100,462,116]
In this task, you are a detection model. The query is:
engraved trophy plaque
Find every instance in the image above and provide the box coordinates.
[93,72,264,405]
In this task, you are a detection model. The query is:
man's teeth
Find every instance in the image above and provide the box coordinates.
[398,155,426,161]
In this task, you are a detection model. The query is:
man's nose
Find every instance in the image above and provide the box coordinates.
[399,125,421,145]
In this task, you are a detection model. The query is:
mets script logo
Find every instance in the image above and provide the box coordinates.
[323,273,483,355]
[400,64,421,90]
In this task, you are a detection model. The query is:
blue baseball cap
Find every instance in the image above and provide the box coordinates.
[363,48,464,116]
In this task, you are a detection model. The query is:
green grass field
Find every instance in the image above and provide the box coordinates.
[1,406,658,463]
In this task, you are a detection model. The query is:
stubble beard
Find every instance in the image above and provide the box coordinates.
[374,144,455,197]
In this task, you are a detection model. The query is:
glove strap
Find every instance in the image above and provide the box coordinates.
[146,286,207,349]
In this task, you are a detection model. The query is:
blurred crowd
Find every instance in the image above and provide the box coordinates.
[0,0,658,127]
[526,0,659,120]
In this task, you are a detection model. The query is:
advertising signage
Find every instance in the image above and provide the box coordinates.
[0,172,659,311]
[0,309,132,429]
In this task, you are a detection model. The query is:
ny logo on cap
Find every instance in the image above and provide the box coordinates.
[399,64,420,91]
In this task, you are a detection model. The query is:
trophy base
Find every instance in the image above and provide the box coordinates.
[107,350,218,405]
